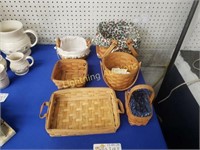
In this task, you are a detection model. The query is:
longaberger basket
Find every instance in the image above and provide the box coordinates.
[100,52,141,91]
[51,59,88,89]
[125,84,155,126]
[39,88,124,136]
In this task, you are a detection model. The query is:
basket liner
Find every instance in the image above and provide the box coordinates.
[125,84,155,126]
[92,20,141,50]
[130,89,152,117]
[60,36,87,51]
[56,36,90,59]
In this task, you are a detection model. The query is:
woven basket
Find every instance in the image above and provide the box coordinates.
[39,88,124,136]
[51,59,88,89]
[96,39,139,59]
[125,84,155,126]
[101,52,141,91]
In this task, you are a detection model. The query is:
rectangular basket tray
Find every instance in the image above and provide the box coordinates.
[40,88,124,136]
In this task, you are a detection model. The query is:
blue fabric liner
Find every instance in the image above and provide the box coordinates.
[130,89,152,117]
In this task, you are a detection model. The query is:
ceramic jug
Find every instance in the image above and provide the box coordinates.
[0,64,10,89]
[6,52,34,76]
[0,55,7,70]
[0,20,38,55]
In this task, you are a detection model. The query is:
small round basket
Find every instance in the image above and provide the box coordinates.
[101,52,141,91]
[125,84,155,126]
[51,59,88,89]
[55,36,91,59]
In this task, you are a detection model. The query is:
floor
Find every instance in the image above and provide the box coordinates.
[142,50,200,148]
[175,50,200,106]
[180,50,200,78]
[154,65,199,149]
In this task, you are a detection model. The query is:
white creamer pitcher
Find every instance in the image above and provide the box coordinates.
[0,20,38,55]
[6,52,34,76]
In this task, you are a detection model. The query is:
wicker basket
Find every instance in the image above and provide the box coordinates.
[39,88,124,136]
[96,39,138,59]
[125,84,155,126]
[100,52,141,91]
[51,59,88,89]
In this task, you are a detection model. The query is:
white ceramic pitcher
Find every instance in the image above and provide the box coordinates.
[0,20,38,55]
[6,52,34,76]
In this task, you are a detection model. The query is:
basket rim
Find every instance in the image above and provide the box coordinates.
[125,84,155,119]
[56,47,90,55]
[100,61,141,91]
[45,88,121,132]
[102,52,139,75]
[51,59,88,82]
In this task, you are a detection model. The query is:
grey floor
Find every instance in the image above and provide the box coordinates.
[180,50,200,78]
[175,50,200,106]
[141,50,200,101]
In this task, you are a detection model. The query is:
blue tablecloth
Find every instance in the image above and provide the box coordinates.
[1,45,167,149]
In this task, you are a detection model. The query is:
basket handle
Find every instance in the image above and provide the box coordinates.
[39,102,50,119]
[86,38,91,47]
[116,99,125,114]
[125,91,129,102]
[126,39,138,57]
[128,84,155,104]
[56,37,61,48]
[100,61,106,73]
[101,40,118,58]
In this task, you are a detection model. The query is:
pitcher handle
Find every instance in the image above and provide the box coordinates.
[24,29,38,48]
[26,56,34,67]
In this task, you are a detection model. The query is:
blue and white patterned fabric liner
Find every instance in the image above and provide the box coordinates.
[130,89,152,117]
